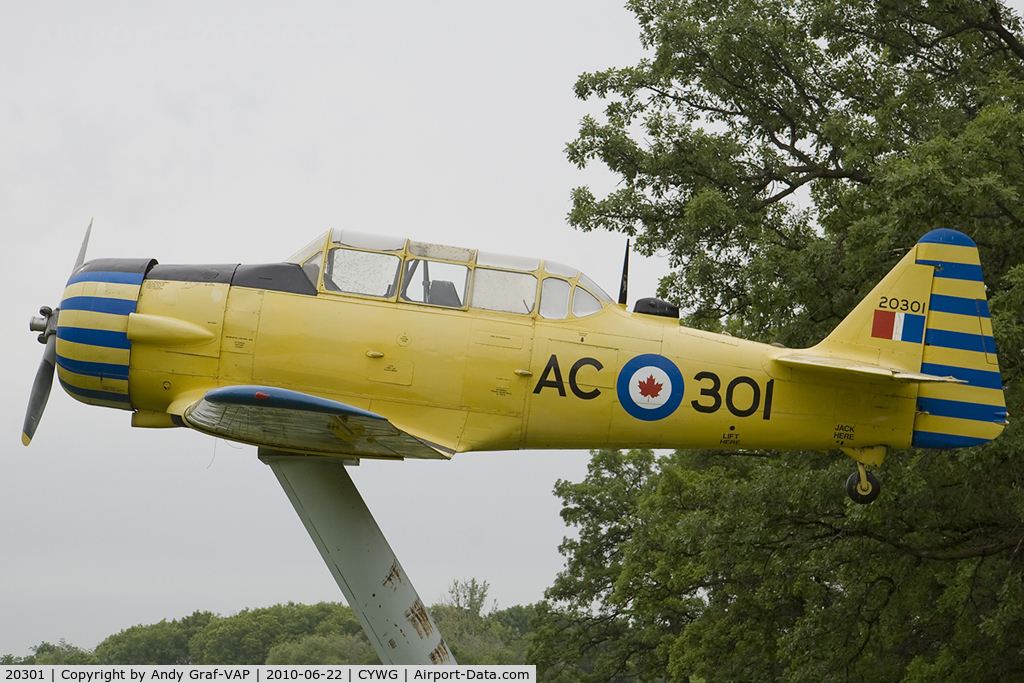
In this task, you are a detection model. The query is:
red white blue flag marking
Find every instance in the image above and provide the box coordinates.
[871,310,925,344]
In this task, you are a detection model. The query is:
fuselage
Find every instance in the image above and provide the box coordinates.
[53,231,930,458]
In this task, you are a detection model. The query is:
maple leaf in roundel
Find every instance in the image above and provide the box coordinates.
[638,374,663,399]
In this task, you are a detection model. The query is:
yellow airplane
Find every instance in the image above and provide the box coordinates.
[22,225,1006,664]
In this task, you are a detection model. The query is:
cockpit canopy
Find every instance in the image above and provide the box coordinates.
[287,230,613,319]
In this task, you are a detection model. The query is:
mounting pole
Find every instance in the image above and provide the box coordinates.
[260,451,455,665]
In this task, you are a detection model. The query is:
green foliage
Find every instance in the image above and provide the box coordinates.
[2,640,101,664]
[186,602,375,665]
[3,591,538,666]
[94,611,214,665]
[533,0,1024,680]
[31,640,99,665]
[568,0,1024,346]
[529,450,680,682]
[265,634,375,665]
[5,603,378,666]
[430,579,538,665]
[534,447,1024,682]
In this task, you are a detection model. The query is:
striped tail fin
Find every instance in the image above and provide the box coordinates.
[912,229,1007,448]
[804,228,1006,450]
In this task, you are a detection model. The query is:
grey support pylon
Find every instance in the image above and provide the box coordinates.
[260,451,454,665]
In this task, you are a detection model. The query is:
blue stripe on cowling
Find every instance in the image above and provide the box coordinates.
[56,326,131,350]
[917,396,1008,423]
[919,363,1003,389]
[915,259,984,281]
[924,329,997,354]
[59,378,131,406]
[66,270,145,287]
[56,355,130,381]
[60,296,137,316]
[929,294,989,318]
[912,431,991,449]
[917,229,977,248]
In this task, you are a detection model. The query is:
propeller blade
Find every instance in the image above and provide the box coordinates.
[22,335,56,446]
[23,220,92,445]
[74,218,93,271]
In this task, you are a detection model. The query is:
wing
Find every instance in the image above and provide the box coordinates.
[181,385,451,460]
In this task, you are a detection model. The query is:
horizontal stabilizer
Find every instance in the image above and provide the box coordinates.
[183,386,450,460]
[775,354,965,384]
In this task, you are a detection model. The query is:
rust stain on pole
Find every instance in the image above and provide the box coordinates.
[428,640,452,664]
[382,559,403,591]
[405,598,433,638]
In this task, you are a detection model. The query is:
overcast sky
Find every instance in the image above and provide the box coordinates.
[0,1,668,656]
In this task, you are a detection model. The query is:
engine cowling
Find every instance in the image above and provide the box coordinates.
[55,258,155,410]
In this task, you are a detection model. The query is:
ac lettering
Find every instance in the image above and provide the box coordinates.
[569,357,604,399]
[533,355,604,400]
[533,355,565,396]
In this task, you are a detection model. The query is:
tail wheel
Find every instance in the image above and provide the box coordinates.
[846,470,881,504]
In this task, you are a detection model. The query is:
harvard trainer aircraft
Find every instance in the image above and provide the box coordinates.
[23,225,1006,664]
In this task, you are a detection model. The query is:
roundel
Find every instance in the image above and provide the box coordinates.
[616,354,685,421]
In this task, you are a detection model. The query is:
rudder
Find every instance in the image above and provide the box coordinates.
[912,229,1007,448]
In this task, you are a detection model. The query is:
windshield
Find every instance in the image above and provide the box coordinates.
[290,232,611,317]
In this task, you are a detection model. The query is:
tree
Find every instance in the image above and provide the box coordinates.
[188,602,374,665]
[94,611,215,665]
[429,579,537,665]
[537,447,1024,681]
[567,0,1024,344]
[265,634,375,665]
[529,450,668,682]
[533,0,1024,681]
[28,640,98,665]
[2,595,537,666]
[91,602,376,665]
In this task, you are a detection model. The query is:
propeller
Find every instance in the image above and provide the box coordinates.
[22,220,92,446]
[75,218,92,271]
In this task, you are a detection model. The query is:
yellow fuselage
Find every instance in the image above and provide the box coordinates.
[119,278,914,456]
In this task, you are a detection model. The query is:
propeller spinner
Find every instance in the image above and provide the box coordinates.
[22,220,92,446]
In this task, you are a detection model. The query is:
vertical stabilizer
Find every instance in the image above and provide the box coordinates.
[814,229,1006,449]
[912,229,1007,447]
[815,241,936,372]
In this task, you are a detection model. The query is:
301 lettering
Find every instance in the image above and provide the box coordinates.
[691,372,774,420]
